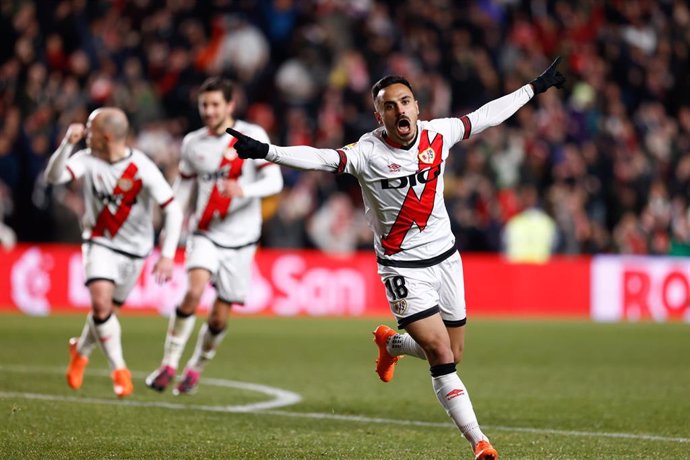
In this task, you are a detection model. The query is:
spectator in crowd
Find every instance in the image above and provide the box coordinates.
[502,183,557,262]
[0,179,16,250]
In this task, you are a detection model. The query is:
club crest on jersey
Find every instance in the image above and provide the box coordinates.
[418,147,435,164]
[224,146,238,161]
[117,177,134,192]
[392,299,408,315]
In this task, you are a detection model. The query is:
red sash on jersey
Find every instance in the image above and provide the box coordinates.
[197,138,244,231]
[382,130,444,255]
[91,163,143,238]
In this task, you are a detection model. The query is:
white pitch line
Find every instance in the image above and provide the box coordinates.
[1,365,688,444]
[255,410,690,444]
[0,364,301,411]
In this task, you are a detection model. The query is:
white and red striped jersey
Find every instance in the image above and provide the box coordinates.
[65,148,175,257]
[337,118,466,261]
[179,120,282,248]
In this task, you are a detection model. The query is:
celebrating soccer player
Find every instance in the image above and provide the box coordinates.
[44,107,183,398]
[226,58,565,459]
[145,77,283,395]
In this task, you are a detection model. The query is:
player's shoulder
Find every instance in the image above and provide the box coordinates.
[70,148,92,161]
[233,119,269,141]
[421,118,454,133]
[183,127,208,144]
[129,148,160,171]
[342,129,380,155]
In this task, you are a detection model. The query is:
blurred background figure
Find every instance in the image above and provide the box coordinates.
[0,179,16,250]
[502,183,557,263]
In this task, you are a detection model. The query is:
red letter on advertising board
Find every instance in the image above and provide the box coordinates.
[662,271,690,320]
[622,270,652,320]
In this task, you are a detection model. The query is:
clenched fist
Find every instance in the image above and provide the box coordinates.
[64,123,85,145]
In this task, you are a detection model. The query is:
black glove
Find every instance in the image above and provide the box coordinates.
[530,56,566,94]
[226,127,269,159]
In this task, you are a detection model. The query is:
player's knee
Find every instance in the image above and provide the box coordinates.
[90,297,112,318]
[452,346,464,364]
[91,303,112,321]
[421,339,454,364]
[182,288,204,307]
[207,315,226,333]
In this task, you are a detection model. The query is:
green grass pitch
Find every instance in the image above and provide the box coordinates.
[0,313,688,459]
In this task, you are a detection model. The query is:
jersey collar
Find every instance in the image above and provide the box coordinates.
[382,130,417,151]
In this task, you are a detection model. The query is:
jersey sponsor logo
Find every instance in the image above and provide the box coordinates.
[445,388,465,400]
[200,167,231,182]
[380,164,441,189]
[197,138,244,231]
[91,163,143,238]
[387,163,401,173]
[381,130,444,255]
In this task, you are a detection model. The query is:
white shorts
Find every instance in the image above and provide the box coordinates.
[185,234,257,304]
[377,251,467,329]
[82,243,146,304]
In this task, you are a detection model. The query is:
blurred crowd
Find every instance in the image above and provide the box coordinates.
[1,0,689,256]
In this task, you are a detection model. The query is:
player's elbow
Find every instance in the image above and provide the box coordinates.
[44,169,64,185]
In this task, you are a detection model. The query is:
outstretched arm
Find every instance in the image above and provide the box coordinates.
[464,57,566,138]
[226,127,341,172]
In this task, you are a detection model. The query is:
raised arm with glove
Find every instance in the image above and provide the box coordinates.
[226,127,269,159]
[529,56,566,94]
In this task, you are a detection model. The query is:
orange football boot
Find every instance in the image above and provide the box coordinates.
[112,368,133,398]
[474,440,498,460]
[66,337,89,390]
[372,325,400,382]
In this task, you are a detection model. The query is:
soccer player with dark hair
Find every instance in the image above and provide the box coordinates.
[226,59,565,459]
[145,77,283,395]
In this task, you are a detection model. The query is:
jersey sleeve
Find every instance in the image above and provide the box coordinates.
[178,134,196,179]
[64,150,89,181]
[141,158,175,206]
[462,84,534,137]
[338,141,367,176]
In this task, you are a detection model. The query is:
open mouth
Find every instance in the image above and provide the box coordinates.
[397,118,411,136]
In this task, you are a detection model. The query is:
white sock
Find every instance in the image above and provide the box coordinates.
[432,370,488,449]
[89,313,126,371]
[387,333,426,359]
[161,311,196,369]
[185,322,226,373]
[76,314,98,357]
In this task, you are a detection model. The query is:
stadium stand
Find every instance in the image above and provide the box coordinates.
[1,0,689,255]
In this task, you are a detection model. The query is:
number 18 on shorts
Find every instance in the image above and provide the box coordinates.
[378,252,467,329]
